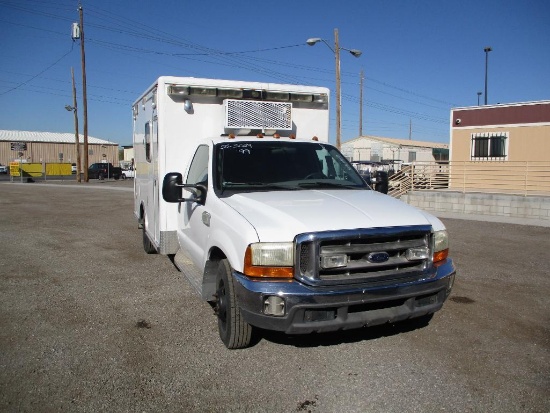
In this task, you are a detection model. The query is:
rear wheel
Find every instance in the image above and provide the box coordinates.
[215,259,252,349]
[142,214,157,254]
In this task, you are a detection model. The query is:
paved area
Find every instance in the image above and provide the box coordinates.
[1,181,549,412]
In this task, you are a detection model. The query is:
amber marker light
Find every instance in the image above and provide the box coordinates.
[312,136,319,141]
[433,249,449,265]
[289,134,296,139]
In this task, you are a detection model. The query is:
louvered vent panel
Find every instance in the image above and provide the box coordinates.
[225,100,292,130]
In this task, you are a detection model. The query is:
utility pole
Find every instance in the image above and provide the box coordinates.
[359,68,364,137]
[79,5,89,182]
[305,30,361,149]
[334,28,342,149]
[409,119,412,140]
[70,67,81,183]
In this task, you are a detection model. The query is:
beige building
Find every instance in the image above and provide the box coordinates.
[450,101,550,193]
[0,130,120,169]
[451,100,550,161]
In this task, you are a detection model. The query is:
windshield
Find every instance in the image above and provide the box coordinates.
[214,141,369,192]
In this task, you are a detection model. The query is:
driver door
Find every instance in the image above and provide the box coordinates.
[178,144,210,269]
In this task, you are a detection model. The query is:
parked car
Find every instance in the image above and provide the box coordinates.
[88,163,122,180]
[121,167,135,179]
[0,164,8,174]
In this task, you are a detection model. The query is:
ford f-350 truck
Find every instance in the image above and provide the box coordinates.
[133,77,456,349]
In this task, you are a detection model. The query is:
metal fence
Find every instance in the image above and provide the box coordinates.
[388,161,550,197]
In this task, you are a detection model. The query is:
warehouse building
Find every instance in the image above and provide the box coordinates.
[0,130,120,168]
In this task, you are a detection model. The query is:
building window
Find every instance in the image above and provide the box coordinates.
[471,132,508,161]
[408,151,416,162]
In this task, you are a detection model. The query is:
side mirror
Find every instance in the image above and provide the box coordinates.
[162,173,183,202]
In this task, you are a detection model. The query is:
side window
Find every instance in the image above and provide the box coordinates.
[145,122,152,163]
[186,145,209,185]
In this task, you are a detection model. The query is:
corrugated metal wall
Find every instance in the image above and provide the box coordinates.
[0,142,119,167]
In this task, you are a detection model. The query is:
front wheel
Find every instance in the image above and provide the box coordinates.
[215,259,252,349]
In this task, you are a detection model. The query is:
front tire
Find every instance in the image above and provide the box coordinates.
[215,259,252,349]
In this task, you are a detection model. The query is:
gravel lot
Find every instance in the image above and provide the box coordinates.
[1,181,548,412]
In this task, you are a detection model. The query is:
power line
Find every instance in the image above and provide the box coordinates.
[0,47,74,96]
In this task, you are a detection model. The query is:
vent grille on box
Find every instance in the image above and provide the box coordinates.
[225,99,292,130]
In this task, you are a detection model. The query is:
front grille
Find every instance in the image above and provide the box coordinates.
[295,226,433,287]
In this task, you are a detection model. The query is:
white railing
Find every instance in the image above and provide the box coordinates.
[388,161,550,197]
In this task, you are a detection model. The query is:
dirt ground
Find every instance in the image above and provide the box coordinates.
[0,181,548,412]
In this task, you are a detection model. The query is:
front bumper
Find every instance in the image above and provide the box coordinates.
[234,259,456,334]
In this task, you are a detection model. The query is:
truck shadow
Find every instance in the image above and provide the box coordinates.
[256,315,433,348]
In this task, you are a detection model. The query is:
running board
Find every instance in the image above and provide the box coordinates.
[174,249,203,297]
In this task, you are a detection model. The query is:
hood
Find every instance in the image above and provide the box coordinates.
[222,189,444,242]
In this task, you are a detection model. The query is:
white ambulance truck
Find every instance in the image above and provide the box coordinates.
[133,76,456,349]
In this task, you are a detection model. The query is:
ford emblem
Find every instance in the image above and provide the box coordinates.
[367,252,390,263]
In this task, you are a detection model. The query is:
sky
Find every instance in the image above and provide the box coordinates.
[0,0,548,147]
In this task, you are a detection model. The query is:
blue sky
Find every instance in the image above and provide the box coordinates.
[0,0,548,146]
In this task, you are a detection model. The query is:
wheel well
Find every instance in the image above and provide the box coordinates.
[203,247,227,301]
[138,204,145,228]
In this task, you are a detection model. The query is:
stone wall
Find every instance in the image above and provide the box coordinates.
[401,191,550,222]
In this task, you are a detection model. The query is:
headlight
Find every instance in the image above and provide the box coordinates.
[244,243,294,279]
[433,230,449,263]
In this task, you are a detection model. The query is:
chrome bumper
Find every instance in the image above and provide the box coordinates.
[233,259,456,334]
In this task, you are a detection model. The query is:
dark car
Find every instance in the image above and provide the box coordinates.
[88,163,122,180]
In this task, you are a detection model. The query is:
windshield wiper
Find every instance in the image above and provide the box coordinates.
[222,182,299,190]
[297,181,365,189]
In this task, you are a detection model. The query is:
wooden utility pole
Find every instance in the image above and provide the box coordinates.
[70,67,81,182]
[359,68,364,137]
[79,5,89,182]
[334,28,342,149]
[409,119,412,140]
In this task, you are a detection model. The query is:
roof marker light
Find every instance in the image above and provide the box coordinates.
[167,85,190,96]
[289,134,296,140]
[312,136,319,141]
[257,133,264,138]
[273,133,281,139]
[228,133,236,139]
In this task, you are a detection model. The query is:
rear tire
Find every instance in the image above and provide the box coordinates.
[215,259,252,349]
[142,214,157,254]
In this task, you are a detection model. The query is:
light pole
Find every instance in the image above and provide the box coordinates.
[484,46,492,105]
[477,91,482,106]
[307,29,362,149]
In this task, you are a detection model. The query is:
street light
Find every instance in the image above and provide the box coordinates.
[484,46,492,105]
[307,28,362,149]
